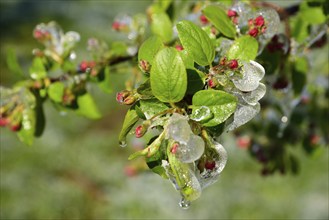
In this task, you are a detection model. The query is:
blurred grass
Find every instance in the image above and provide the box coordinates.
[0,0,328,219]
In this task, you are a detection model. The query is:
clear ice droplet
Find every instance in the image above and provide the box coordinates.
[242,83,266,106]
[176,134,205,163]
[190,106,213,122]
[227,103,261,131]
[166,113,191,143]
[232,61,265,92]
[119,140,127,148]
[179,197,191,209]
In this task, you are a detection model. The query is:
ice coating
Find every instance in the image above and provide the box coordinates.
[231,2,253,28]
[232,60,265,92]
[166,113,191,143]
[175,135,205,163]
[190,106,213,122]
[242,83,266,106]
[227,102,261,131]
[197,141,228,189]
[217,39,233,56]
[258,8,280,39]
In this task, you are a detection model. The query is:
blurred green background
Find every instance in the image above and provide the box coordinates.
[0,0,328,219]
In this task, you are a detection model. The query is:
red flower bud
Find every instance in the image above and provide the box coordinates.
[123,95,136,105]
[229,59,238,69]
[205,161,216,170]
[135,125,147,138]
[79,61,89,72]
[248,27,259,37]
[237,136,251,149]
[175,45,184,51]
[112,21,121,31]
[208,79,217,88]
[0,117,9,127]
[254,16,265,27]
[227,10,237,17]
[199,14,209,25]
[10,123,21,132]
[170,143,179,154]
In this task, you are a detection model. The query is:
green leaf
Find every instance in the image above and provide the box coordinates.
[151,12,173,43]
[137,79,153,98]
[29,57,47,80]
[290,16,309,43]
[202,5,236,39]
[178,49,194,69]
[177,20,215,66]
[76,93,101,119]
[292,57,308,95]
[186,69,206,95]
[118,107,139,145]
[150,47,187,103]
[192,90,237,127]
[300,2,326,24]
[48,82,65,103]
[17,108,36,146]
[138,36,164,65]
[6,48,24,77]
[138,99,169,119]
[227,36,259,61]
[33,91,45,137]
[98,67,112,93]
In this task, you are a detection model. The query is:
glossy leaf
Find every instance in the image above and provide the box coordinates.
[29,57,47,80]
[151,12,173,43]
[138,36,164,65]
[76,93,101,119]
[137,79,153,99]
[150,47,187,103]
[48,82,65,103]
[118,107,139,145]
[17,108,36,146]
[186,69,206,95]
[177,20,215,66]
[138,99,169,119]
[192,90,237,127]
[202,5,236,39]
[227,36,259,61]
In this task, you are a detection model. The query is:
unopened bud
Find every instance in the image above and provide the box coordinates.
[229,59,238,69]
[10,122,22,132]
[227,9,237,17]
[254,16,265,27]
[135,125,147,138]
[208,79,217,88]
[205,161,216,170]
[139,60,151,72]
[248,28,259,37]
[170,143,179,154]
[199,14,209,25]
[175,45,184,51]
[123,95,136,105]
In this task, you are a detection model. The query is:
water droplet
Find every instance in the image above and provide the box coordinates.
[179,197,191,210]
[190,106,213,122]
[281,116,288,123]
[119,140,127,148]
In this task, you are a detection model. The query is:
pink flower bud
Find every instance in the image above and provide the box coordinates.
[229,59,238,69]
[139,60,151,72]
[208,79,217,88]
[199,14,209,24]
[254,16,265,27]
[237,136,251,149]
[0,117,9,127]
[79,61,89,72]
[170,143,179,154]
[248,27,259,37]
[135,125,146,138]
[227,10,237,17]
[175,45,184,51]
[123,95,136,105]
[112,21,121,31]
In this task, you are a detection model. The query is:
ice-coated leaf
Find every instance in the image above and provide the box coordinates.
[138,99,169,119]
[167,140,202,202]
[47,82,65,103]
[118,107,139,146]
[202,5,236,39]
[138,35,164,65]
[232,60,265,92]
[29,57,47,80]
[177,20,215,66]
[192,90,237,127]
[241,83,266,106]
[76,93,101,119]
[151,12,173,43]
[175,134,205,163]
[227,103,260,131]
[166,113,191,143]
[150,47,187,103]
[227,36,259,61]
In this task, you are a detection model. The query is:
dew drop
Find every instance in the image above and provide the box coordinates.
[119,140,127,148]
[179,197,191,210]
